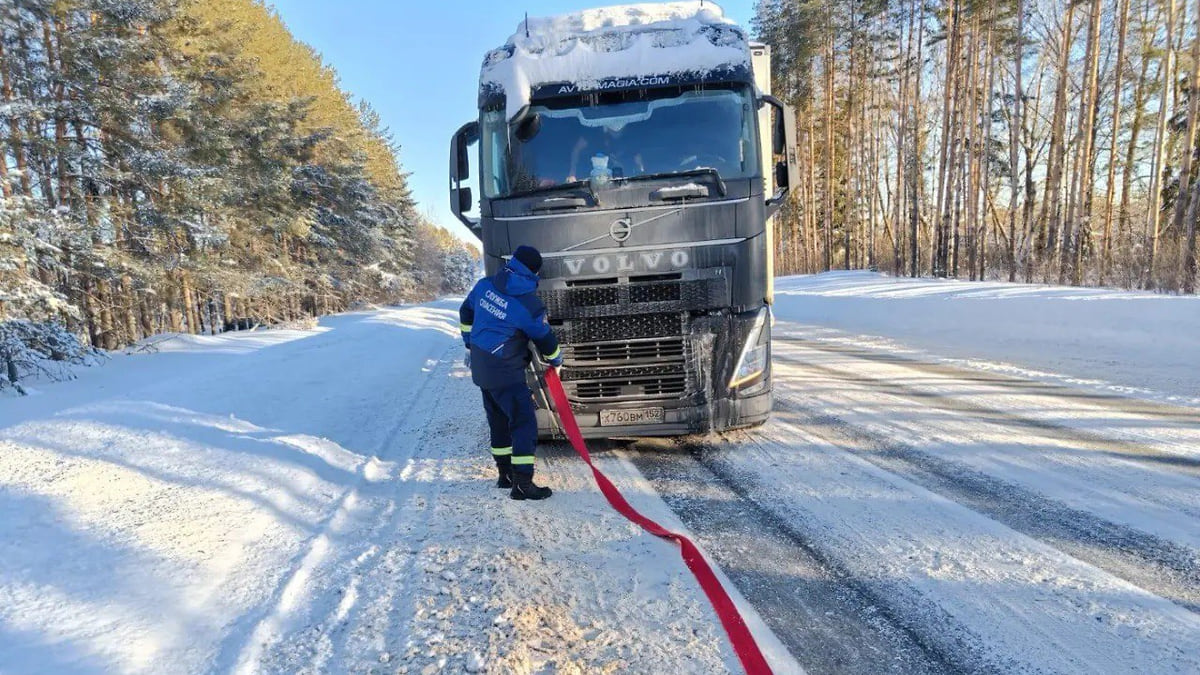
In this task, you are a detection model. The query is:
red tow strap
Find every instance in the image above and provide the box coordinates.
[542,369,773,675]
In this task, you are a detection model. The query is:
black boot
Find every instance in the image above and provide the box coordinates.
[494,457,512,489]
[510,471,552,500]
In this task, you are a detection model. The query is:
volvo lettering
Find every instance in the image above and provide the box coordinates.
[562,250,690,276]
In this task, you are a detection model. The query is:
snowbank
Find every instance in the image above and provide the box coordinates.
[0,321,99,396]
[481,1,750,119]
[773,271,1200,405]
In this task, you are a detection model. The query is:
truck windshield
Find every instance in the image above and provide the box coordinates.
[480,86,759,199]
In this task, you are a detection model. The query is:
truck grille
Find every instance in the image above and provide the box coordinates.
[557,312,684,343]
[629,283,681,303]
[544,275,722,406]
[569,286,620,307]
[568,337,686,364]
[560,319,694,404]
[564,364,690,402]
[540,277,727,319]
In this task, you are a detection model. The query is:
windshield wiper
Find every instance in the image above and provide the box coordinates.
[509,181,600,211]
[507,179,597,202]
[614,168,727,197]
[532,195,593,212]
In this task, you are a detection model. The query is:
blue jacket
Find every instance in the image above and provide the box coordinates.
[459,257,561,390]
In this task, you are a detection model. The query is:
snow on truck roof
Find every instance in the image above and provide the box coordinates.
[480,1,752,120]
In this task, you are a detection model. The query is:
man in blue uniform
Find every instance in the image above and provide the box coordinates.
[459,246,562,500]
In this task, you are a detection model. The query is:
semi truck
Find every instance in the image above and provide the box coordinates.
[449,2,797,438]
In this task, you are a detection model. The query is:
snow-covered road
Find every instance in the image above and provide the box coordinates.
[3,272,1198,674]
[632,273,1200,673]
[0,303,765,674]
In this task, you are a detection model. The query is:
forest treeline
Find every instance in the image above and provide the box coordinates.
[0,0,477,361]
[756,0,1200,292]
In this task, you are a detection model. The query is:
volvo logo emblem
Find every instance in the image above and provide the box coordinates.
[609,217,633,243]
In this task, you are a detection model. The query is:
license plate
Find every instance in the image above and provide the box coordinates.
[599,407,665,427]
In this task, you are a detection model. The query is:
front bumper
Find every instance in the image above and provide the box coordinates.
[535,383,772,440]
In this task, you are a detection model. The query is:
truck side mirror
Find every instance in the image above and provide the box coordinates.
[772,111,786,156]
[762,95,799,217]
[455,139,471,181]
[449,121,480,231]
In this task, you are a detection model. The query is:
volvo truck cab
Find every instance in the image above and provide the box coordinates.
[450,2,797,438]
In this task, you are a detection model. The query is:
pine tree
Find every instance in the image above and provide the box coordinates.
[753,0,1200,293]
[0,0,470,383]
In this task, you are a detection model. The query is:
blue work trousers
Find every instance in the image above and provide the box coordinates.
[481,383,538,474]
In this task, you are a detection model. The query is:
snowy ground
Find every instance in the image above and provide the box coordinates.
[3,272,1199,674]
[0,303,785,674]
[631,272,1200,673]
[772,271,1200,406]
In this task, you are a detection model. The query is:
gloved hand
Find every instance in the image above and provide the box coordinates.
[463,350,471,368]
[549,355,563,369]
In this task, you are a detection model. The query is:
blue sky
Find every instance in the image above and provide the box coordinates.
[270,1,758,242]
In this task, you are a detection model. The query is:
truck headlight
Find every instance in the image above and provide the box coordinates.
[729,307,769,389]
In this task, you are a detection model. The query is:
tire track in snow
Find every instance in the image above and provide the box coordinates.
[222,343,459,674]
[770,395,1200,614]
[623,334,1200,671]
[773,334,1200,426]
[771,344,1200,531]
[774,336,1200,463]
[774,340,1200,489]
[675,419,1200,672]
[768,338,1200,613]
[629,442,955,675]
[277,354,473,674]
